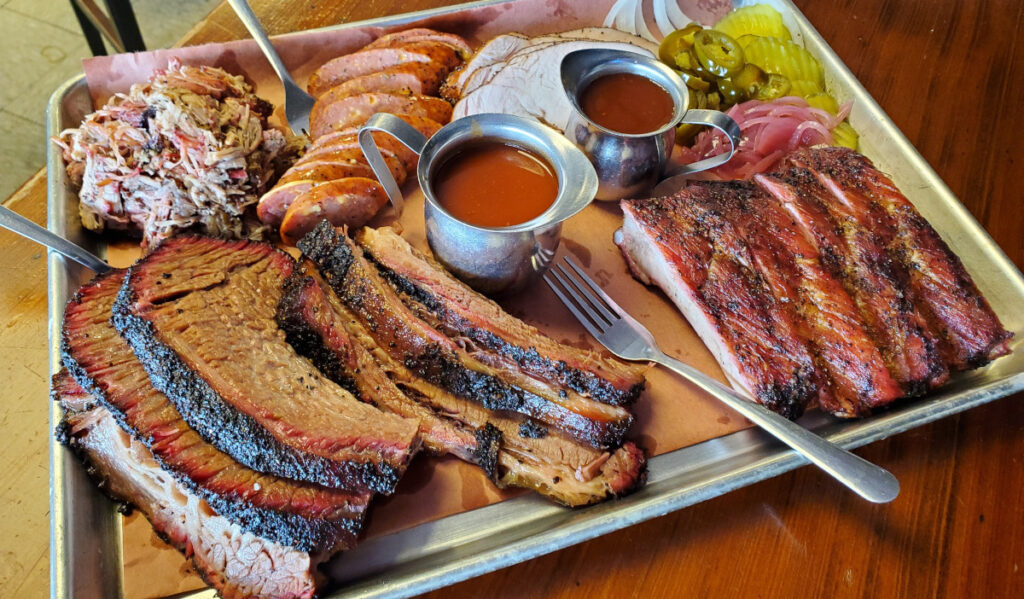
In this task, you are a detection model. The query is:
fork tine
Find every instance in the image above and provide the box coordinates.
[555,262,618,326]
[549,265,614,330]
[563,256,627,319]
[543,270,608,341]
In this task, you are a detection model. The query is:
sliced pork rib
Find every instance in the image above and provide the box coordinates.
[297,222,633,448]
[61,271,370,552]
[112,236,420,493]
[56,380,328,599]
[356,227,646,406]
[619,192,823,418]
[278,261,646,506]
[786,147,1012,368]
[618,147,1011,418]
[755,167,949,394]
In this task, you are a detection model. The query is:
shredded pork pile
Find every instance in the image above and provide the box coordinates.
[56,59,303,248]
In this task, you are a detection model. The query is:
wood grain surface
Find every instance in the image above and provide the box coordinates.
[0,0,1021,597]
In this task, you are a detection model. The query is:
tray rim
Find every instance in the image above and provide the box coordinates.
[45,1,1024,598]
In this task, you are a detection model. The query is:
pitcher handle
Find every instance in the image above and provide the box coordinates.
[670,109,742,175]
[358,113,429,214]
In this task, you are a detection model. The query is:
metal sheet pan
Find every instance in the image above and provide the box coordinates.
[47,1,1024,597]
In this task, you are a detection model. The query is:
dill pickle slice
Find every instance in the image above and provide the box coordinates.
[693,30,745,78]
[676,123,701,145]
[788,79,823,98]
[806,93,839,114]
[742,36,824,87]
[713,4,792,41]
[706,91,722,111]
[831,121,859,149]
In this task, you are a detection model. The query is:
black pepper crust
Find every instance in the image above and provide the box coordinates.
[472,423,503,482]
[372,258,645,407]
[58,356,360,553]
[54,409,329,594]
[110,250,401,495]
[298,222,630,449]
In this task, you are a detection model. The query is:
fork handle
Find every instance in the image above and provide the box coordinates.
[654,354,900,504]
[226,0,301,91]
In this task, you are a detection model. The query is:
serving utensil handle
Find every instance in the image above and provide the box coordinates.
[359,113,428,214]
[654,352,900,504]
[0,205,110,273]
[226,0,303,93]
[671,109,742,175]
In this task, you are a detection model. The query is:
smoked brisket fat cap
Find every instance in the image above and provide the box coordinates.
[55,375,328,599]
[277,259,647,507]
[295,222,638,450]
[111,235,421,493]
[60,271,370,553]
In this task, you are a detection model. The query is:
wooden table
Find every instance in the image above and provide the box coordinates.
[1,0,1021,597]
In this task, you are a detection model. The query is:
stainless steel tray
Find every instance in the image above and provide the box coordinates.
[47,1,1024,598]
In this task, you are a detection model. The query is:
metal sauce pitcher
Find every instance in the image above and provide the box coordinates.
[561,48,742,201]
[360,112,598,295]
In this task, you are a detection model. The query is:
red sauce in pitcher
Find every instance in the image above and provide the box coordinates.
[433,141,558,228]
[580,72,675,134]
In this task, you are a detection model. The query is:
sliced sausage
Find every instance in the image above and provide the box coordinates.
[291,144,405,183]
[308,41,461,97]
[316,61,454,104]
[364,28,472,57]
[279,178,389,245]
[257,180,316,227]
[287,154,405,190]
[280,159,375,185]
[309,93,453,139]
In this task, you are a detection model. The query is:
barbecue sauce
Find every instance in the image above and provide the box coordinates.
[580,72,675,134]
[433,141,558,228]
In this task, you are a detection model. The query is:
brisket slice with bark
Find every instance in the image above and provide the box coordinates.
[55,374,331,599]
[356,227,646,406]
[277,264,646,506]
[112,235,420,493]
[298,222,633,448]
[62,270,370,552]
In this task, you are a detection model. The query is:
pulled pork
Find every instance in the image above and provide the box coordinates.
[55,59,304,248]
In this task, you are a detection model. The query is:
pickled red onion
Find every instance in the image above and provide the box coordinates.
[672,96,853,181]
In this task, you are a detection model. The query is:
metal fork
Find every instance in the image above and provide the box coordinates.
[544,257,900,503]
[227,0,316,135]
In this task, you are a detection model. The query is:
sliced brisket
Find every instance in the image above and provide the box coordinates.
[112,236,420,493]
[277,265,646,506]
[61,271,370,552]
[356,227,646,406]
[297,222,633,448]
[56,381,329,599]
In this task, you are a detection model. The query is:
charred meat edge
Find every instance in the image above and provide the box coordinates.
[357,227,645,406]
[60,272,365,552]
[111,238,406,494]
[278,262,646,506]
[56,399,325,599]
[297,222,631,448]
